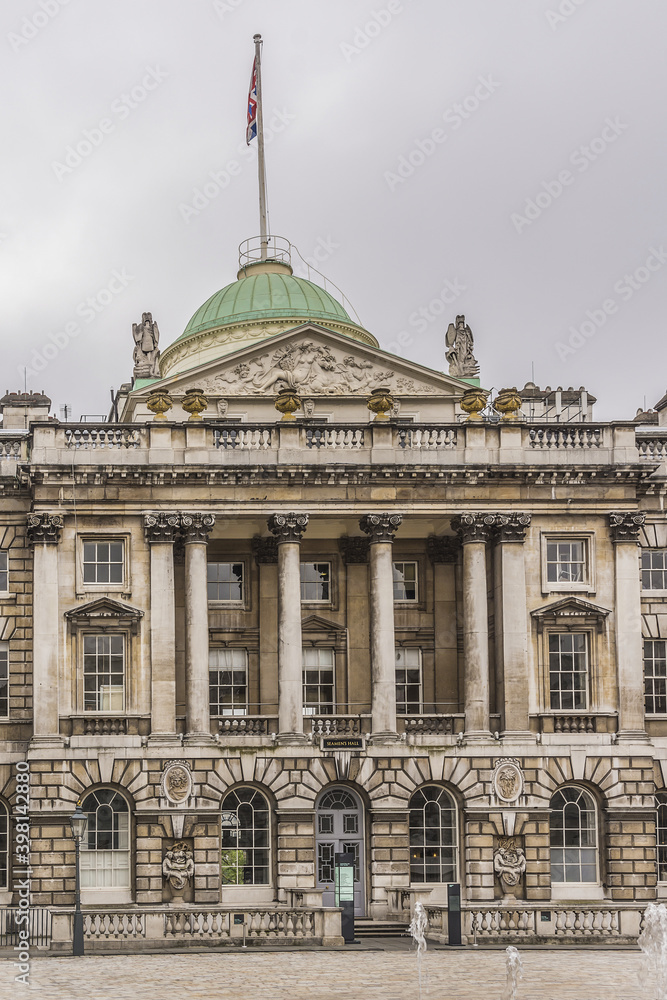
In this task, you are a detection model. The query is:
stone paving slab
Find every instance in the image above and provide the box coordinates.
[0,948,659,1000]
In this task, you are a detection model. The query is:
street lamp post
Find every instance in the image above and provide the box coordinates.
[69,802,88,957]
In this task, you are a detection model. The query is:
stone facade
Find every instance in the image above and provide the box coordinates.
[1,258,667,948]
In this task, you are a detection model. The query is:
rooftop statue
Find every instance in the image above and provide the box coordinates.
[446,314,480,378]
[132,312,161,378]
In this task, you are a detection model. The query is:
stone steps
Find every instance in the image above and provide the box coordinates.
[354,919,410,938]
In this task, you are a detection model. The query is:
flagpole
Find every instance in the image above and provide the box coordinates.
[254,33,269,261]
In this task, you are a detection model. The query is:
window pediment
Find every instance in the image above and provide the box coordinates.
[65,597,143,632]
[531,597,610,634]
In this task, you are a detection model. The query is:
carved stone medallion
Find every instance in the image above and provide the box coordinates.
[161,760,193,806]
[493,758,523,803]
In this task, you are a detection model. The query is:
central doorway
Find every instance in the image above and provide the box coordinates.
[315,786,365,916]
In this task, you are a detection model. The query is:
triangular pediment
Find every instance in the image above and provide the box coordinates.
[531,597,610,633]
[301,614,347,633]
[130,324,481,402]
[65,597,144,623]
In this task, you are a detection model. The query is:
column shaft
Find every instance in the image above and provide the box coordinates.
[185,540,211,737]
[277,541,304,736]
[609,513,647,741]
[32,542,60,738]
[149,542,177,737]
[494,514,532,737]
[462,539,491,736]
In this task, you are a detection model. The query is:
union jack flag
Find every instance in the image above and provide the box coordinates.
[246,57,258,144]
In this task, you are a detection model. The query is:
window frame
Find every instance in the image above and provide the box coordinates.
[209,647,248,717]
[657,792,667,883]
[540,532,596,595]
[80,788,132,901]
[395,646,422,715]
[300,561,332,605]
[549,786,602,897]
[548,632,589,712]
[207,560,246,606]
[220,787,271,889]
[641,548,667,596]
[0,550,8,596]
[408,785,458,886]
[644,638,667,716]
[0,642,9,719]
[392,561,419,603]
[82,633,126,713]
[76,534,131,597]
[302,646,335,716]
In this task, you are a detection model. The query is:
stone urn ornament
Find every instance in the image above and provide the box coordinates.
[163,841,195,900]
[182,388,208,420]
[493,387,523,421]
[367,386,394,420]
[146,389,173,421]
[274,387,302,420]
[460,386,487,420]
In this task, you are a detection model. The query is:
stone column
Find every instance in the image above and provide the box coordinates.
[252,536,279,722]
[182,512,215,743]
[610,512,648,742]
[268,512,309,744]
[144,513,180,743]
[28,513,64,746]
[452,513,494,740]
[493,514,533,739]
[340,537,371,718]
[360,513,403,741]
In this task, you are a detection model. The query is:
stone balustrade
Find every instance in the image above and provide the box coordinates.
[0,435,27,461]
[636,429,667,461]
[216,716,278,737]
[307,715,371,736]
[50,906,344,950]
[536,712,618,734]
[398,714,465,739]
[27,420,648,469]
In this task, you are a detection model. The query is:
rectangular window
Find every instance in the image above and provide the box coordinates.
[645,639,667,714]
[393,562,418,601]
[396,647,422,714]
[303,647,335,715]
[300,563,331,602]
[209,648,248,716]
[642,550,667,591]
[83,634,125,711]
[83,541,124,585]
[546,541,587,585]
[207,562,244,602]
[549,633,588,710]
[0,551,7,593]
[0,643,7,718]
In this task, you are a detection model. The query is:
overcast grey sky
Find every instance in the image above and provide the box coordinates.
[1,0,665,420]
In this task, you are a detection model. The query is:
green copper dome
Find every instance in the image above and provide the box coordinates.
[179,270,356,341]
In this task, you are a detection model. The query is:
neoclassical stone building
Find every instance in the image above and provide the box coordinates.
[1,237,667,948]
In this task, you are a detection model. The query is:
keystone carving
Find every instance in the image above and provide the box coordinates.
[180,513,215,543]
[359,513,403,543]
[267,512,309,543]
[609,512,646,542]
[144,512,181,544]
[27,513,64,545]
[162,841,194,893]
[161,760,193,805]
[339,537,370,564]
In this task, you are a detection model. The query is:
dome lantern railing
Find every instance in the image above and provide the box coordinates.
[238,235,292,270]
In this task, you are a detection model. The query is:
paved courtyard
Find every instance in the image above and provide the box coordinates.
[0,946,661,1000]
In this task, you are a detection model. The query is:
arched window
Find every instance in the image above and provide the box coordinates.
[0,802,8,889]
[221,788,270,885]
[409,786,457,884]
[657,792,667,882]
[80,790,130,888]
[549,787,598,883]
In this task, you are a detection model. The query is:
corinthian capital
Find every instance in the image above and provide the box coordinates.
[359,513,403,543]
[493,513,532,543]
[180,512,215,543]
[451,513,497,544]
[267,512,309,543]
[609,511,645,543]
[144,512,181,544]
[27,513,63,545]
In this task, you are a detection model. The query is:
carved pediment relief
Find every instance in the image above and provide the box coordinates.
[531,597,611,634]
[160,327,460,399]
[301,614,347,633]
[65,597,144,630]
